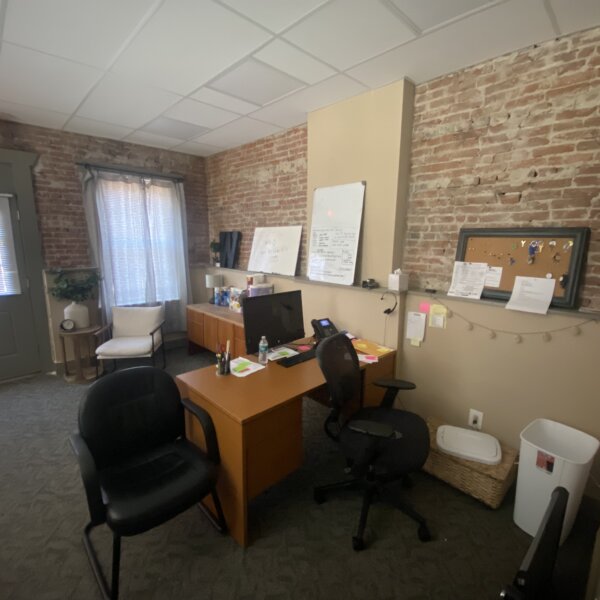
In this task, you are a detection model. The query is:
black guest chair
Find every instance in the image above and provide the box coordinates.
[70,366,226,600]
[313,333,432,550]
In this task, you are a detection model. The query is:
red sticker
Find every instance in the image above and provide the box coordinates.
[536,450,555,473]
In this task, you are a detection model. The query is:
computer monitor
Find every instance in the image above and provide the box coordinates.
[500,486,568,599]
[242,290,305,354]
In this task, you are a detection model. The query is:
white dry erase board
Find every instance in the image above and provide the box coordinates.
[308,181,365,285]
[248,225,302,276]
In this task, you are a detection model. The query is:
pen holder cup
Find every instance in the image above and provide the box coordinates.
[216,356,230,376]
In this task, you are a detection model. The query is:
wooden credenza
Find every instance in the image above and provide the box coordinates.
[187,303,246,357]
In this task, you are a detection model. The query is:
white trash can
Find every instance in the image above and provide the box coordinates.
[513,418,599,543]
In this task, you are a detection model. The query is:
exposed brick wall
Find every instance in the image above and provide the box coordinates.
[205,125,307,272]
[404,26,600,311]
[0,120,208,268]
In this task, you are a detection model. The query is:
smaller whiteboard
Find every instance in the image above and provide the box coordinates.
[248,226,302,276]
[308,181,365,285]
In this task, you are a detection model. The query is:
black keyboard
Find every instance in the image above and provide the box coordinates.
[278,347,316,367]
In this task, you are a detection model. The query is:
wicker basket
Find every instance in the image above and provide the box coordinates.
[422,417,518,509]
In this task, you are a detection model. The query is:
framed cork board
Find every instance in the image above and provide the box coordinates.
[456,227,590,308]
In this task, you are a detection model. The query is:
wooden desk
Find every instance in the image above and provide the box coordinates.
[187,303,245,357]
[177,342,395,547]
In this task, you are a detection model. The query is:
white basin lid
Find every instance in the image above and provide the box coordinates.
[436,425,502,465]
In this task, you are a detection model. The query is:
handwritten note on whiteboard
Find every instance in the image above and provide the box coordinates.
[248,226,302,276]
[308,182,365,285]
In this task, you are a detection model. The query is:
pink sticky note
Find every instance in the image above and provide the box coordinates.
[419,302,431,314]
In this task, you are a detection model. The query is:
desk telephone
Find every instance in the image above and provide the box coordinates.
[311,318,339,340]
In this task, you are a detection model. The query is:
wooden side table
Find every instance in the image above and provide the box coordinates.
[59,325,100,383]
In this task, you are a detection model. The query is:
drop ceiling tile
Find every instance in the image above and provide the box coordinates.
[4,0,156,69]
[220,0,328,33]
[76,72,180,128]
[254,39,336,84]
[390,0,496,32]
[348,0,555,87]
[165,99,239,128]
[549,0,600,35]
[0,43,101,113]
[64,117,133,140]
[283,0,415,70]
[210,59,305,106]
[124,130,182,149]
[194,117,281,149]
[142,116,209,140]
[0,99,69,130]
[250,74,367,128]
[190,88,259,114]
[111,0,271,95]
[171,140,224,156]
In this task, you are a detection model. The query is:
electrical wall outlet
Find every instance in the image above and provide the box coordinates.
[469,409,483,430]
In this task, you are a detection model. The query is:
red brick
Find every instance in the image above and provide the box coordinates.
[406,26,600,308]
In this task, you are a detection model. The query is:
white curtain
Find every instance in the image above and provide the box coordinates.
[82,168,191,332]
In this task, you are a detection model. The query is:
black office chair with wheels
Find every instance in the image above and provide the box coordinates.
[70,366,226,600]
[313,332,431,551]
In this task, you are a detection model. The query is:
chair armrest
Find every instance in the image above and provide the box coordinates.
[181,397,220,465]
[149,320,165,354]
[149,320,165,336]
[94,323,112,339]
[374,378,416,408]
[69,433,105,525]
[348,418,402,439]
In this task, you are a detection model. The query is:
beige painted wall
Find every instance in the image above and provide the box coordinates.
[400,292,600,498]
[307,80,413,285]
[191,81,414,348]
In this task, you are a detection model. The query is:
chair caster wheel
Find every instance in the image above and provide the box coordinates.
[314,489,326,504]
[352,536,365,551]
[418,524,432,542]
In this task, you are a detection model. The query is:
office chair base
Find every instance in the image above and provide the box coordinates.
[314,477,432,550]
[82,492,226,600]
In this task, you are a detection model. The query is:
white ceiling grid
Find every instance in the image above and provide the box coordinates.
[0,0,597,156]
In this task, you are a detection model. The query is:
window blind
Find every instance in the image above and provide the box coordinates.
[0,196,21,296]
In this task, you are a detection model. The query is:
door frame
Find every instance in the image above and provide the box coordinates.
[0,148,52,374]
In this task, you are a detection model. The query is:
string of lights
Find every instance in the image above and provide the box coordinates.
[425,294,598,343]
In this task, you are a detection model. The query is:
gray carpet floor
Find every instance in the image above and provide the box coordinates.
[0,346,597,600]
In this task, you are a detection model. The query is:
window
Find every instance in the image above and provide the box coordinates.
[84,168,190,331]
[0,195,21,296]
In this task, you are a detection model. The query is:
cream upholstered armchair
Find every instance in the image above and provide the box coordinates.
[95,305,166,376]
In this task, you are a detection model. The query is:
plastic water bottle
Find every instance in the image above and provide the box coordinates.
[258,336,269,365]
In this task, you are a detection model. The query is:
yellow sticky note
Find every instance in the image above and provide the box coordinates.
[429,304,447,329]
[410,338,421,347]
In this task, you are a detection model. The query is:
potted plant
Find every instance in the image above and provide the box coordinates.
[49,269,100,329]
[210,239,221,267]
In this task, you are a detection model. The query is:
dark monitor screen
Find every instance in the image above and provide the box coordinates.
[242,290,305,354]
[502,486,568,599]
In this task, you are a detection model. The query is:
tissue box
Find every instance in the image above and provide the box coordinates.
[388,272,409,292]
[248,283,273,297]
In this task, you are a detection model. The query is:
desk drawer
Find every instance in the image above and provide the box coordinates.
[245,399,303,499]
[363,352,395,406]
[186,308,204,347]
